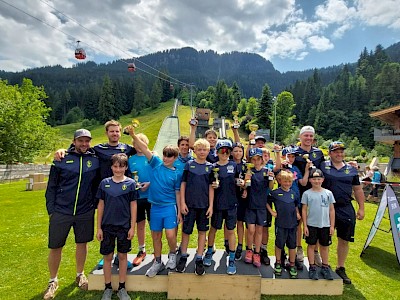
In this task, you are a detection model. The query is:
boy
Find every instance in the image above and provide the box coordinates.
[129,127,182,278]
[243,148,274,267]
[127,133,152,267]
[267,170,300,279]
[302,168,335,280]
[96,153,137,300]
[177,139,214,275]
[204,140,240,275]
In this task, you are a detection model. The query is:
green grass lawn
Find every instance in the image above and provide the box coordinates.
[0,180,399,300]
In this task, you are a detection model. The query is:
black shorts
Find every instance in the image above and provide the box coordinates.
[211,208,237,230]
[182,208,209,234]
[244,208,271,227]
[137,198,151,223]
[100,224,132,255]
[275,226,297,249]
[305,226,332,246]
[335,215,355,242]
[48,209,94,249]
[236,199,247,222]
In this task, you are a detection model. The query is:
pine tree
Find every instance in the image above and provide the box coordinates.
[98,74,116,123]
[255,84,272,129]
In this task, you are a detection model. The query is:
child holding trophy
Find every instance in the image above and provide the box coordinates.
[203,140,241,275]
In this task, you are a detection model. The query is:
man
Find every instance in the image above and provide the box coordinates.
[44,129,100,300]
[174,136,194,175]
[320,141,365,284]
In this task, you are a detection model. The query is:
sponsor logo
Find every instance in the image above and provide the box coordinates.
[66,160,74,164]
[87,160,92,168]
[122,184,127,191]
[105,184,111,188]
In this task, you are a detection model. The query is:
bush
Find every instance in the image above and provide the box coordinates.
[81,118,98,128]
[65,107,84,124]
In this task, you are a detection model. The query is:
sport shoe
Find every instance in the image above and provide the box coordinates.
[260,248,270,265]
[336,266,352,284]
[235,246,243,260]
[117,287,131,300]
[227,260,237,275]
[176,256,187,273]
[309,266,319,280]
[321,266,333,280]
[274,263,282,276]
[166,253,177,270]
[253,253,261,268]
[289,266,298,279]
[203,251,213,267]
[296,247,304,262]
[75,274,88,290]
[195,259,205,275]
[145,260,165,278]
[314,251,322,267]
[43,281,58,300]
[101,288,113,300]
[244,249,253,264]
[132,251,146,266]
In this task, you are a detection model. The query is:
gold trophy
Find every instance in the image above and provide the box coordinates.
[249,124,259,144]
[123,119,140,135]
[213,167,220,188]
[302,154,316,169]
[132,171,141,190]
[245,163,254,187]
[232,111,240,129]
[189,109,197,126]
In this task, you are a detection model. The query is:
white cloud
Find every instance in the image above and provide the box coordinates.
[307,35,334,51]
[355,0,400,29]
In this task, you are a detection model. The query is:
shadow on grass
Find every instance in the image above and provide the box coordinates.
[360,245,400,280]
[29,282,100,300]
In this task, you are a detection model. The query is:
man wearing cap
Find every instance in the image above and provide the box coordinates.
[320,141,365,284]
[43,129,100,300]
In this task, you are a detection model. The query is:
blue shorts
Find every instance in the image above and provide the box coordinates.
[211,207,237,230]
[150,204,178,232]
[245,208,271,227]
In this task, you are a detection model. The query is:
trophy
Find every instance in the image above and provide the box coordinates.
[132,171,141,190]
[245,163,254,187]
[213,167,220,188]
[189,110,197,126]
[302,154,316,169]
[123,119,140,135]
[249,124,259,144]
[232,111,240,129]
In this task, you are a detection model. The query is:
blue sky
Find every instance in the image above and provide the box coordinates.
[0,0,399,73]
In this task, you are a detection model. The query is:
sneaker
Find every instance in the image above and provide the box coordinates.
[117,287,131,300]
[260,248,270,265]
[195,259,205,275]
[289,266,298,279]
[132,251,146,266]
[309,266,319,280]
[166,253,177,270]
[321,266,333,280]
[75,274,88,290]
[101,288,113,300]
[314,251,322,267]
[335,267,352,284]
[235,246,242,260]
[244,249,253,264]
[274,263,282,276]
[227,260,237,275]
[203,251,213,267]
[145,260,165,278]
[253,253,261,268]
[176,256,187,273]
[43,281,58,300]
[97,258,104,270]
[114,255,133,269]
[296,247,304,262]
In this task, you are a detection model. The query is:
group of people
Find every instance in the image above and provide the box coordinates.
[43,119,365,300]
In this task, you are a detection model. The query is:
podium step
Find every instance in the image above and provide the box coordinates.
[88,249,343,298]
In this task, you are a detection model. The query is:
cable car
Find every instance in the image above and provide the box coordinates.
[128,62,136,72]
[170,83,174,90]
[75,41,86,60]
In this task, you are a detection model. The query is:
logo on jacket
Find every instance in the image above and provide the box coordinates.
[87,160,92,168]
[122,184,127,191]
[312,153,317,158]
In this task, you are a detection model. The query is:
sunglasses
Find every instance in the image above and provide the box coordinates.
[217,148,231,154]
[163,153,176,158]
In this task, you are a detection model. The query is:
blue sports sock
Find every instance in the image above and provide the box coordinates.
[196,254,202,261]
[207,246,213,254]
[229,251,235,261]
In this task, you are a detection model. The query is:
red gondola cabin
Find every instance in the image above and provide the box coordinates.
[128,63,136,72]
[74,41,86,60]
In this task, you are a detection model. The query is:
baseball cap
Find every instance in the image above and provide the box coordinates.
[328,141,346,152]
[216,139,233,150]
[255,136,267,143]
[74,129,92,139]
[309,168,324,178]
[299,126,315,135]
[249,148,263,158]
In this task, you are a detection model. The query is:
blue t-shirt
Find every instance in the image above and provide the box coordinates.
[268,187,298,229]
[212,161,240,210]
[127,154,152,199]
[174,152,194,177]
[96,177,138,228]
[301,188,335,228]
[247,167,271,210]
[182,160,213,208]
[207,148,219,163]
[278,165,302,202]
[371,171,381,184]
[148,156,182,206]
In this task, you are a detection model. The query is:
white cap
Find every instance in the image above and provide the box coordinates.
[300,126,315,135]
